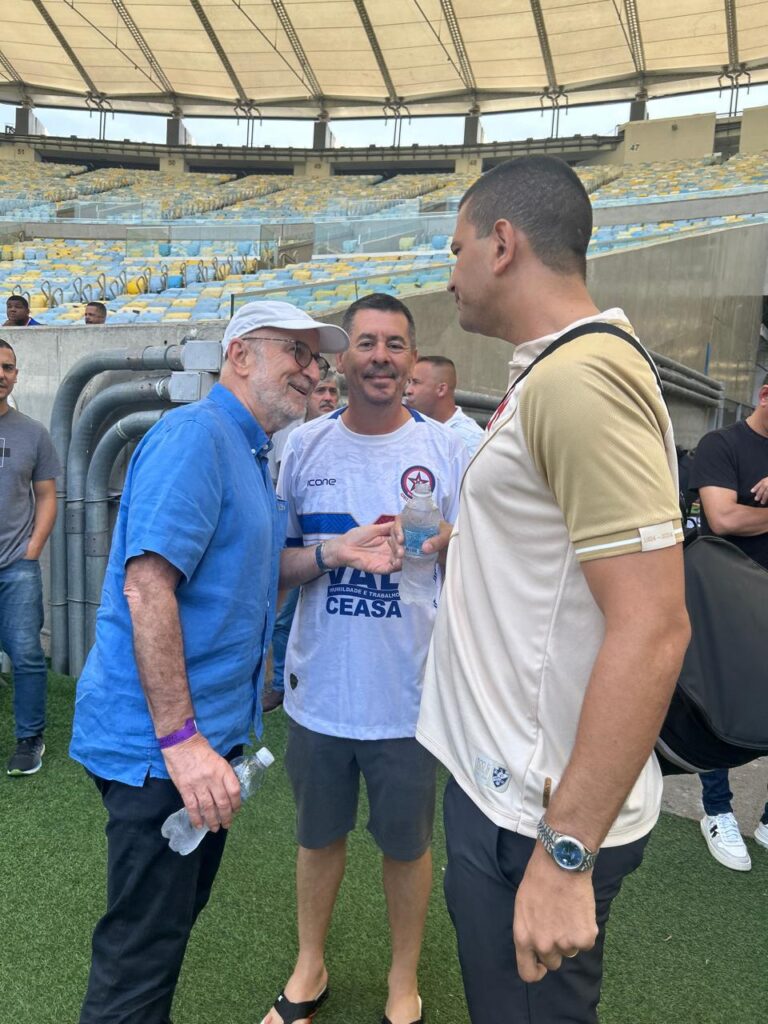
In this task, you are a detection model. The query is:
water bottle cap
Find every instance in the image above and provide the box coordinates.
[411,481,432,496]
[256,746,275,767]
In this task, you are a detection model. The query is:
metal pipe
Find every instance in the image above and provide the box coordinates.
[652,351,725,391]
[84,411,165,655]
[455,389,502,412]
[66,379,172,676]
[660,380,723,408]
[657,367,722,401]
[50,345,183,673]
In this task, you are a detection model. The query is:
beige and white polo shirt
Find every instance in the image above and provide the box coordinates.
[416,310,683,847]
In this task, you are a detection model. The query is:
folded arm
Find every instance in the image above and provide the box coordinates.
[699,485,768,536]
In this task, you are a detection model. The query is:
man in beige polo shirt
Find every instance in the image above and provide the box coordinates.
[412,157,691,1023]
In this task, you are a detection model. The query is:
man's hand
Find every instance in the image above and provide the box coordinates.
[162,733,242,831]
[751,476,768,505]
[324,522,396,575]
[513,843,598,983]
[389,515,453,568]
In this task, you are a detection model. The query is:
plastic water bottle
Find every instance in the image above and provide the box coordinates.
[399,481,441,607]
[161,746,274,855]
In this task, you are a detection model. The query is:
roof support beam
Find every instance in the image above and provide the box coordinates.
[188,0,248,103]
[439,0,477,94]
[0,50,23,84]
[724,0,739,68]
[31,0,99,95]
[352,0,399,103]
[528,0,558,94]
[111,0,176,98]
[622,0,646,75]
[270,0,323,100]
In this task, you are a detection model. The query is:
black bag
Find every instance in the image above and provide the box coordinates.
[656,535,768,775]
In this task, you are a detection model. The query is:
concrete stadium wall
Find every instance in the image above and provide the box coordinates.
[588,223,768,407]
[619,114,717,165]
[4,322,222,427]
[740,105,768,155]
[9,222,271,243]
[592,190,768,226]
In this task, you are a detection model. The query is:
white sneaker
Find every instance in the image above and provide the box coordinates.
[754,821,768,851]
[700,813,751,871]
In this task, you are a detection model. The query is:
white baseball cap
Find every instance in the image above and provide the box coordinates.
[222,300,348,355]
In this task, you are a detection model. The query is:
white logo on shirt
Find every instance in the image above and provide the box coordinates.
[473,753,511,793]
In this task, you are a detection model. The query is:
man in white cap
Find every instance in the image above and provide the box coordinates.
[71,301,395,1024]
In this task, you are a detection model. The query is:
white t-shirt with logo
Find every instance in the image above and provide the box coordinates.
[277,407,468,739]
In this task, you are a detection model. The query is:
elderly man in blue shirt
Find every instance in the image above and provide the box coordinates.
[71,300,396,1024]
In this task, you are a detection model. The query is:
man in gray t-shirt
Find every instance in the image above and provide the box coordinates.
[0,340,60,776]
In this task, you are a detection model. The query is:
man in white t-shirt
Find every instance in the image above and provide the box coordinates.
[262,293,467,1024]
[400,157,691,1023]
[404,355,485,455]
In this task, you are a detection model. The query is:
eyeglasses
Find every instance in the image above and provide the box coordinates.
[1,363,17,373]
[242,336,330,380]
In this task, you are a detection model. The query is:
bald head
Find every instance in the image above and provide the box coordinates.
[405,356,458,421]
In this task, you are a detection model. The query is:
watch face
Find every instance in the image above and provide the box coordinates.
[553,836,585,870]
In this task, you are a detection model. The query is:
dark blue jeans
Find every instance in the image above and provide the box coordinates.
[270,586,299,693]
[0,557,47,738]
[700,770,768,823]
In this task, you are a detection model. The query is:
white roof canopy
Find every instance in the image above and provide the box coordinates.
[1,0,767,120]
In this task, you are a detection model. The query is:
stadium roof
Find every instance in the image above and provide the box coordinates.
[2,0,768,121]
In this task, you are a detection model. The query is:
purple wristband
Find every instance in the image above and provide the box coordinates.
[158,717,198,750]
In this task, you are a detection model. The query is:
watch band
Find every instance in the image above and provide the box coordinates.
[537,817,598,872]
[315,542,331,574]
[158,717,198,750]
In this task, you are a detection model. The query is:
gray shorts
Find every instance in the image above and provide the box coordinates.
[284,717,437,861]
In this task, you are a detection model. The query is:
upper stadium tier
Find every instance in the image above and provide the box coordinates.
[1,1,767,119]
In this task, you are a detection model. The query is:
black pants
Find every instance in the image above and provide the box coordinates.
[79,773,230,1024]
[443,777,649,1024]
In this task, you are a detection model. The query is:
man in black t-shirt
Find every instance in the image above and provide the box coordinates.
[690,373,768,871]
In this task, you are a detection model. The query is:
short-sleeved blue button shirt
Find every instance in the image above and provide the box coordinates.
[70,383,284,786]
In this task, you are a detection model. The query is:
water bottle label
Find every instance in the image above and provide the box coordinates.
[403,524,438,557]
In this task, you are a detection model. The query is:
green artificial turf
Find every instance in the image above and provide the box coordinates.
[1,672,766,1023]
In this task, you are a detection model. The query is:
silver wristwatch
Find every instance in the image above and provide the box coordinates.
[537,818,598,872]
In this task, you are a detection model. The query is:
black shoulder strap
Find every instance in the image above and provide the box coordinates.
[512,322,662,394]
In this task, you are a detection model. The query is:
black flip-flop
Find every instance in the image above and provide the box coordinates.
[265,985,329,1024]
